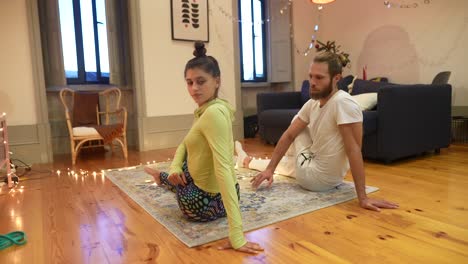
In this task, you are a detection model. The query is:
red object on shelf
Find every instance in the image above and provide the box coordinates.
[362,65,367,80]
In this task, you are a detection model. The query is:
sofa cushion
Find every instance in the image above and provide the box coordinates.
[362,110,378,136]
[347,75,358,94]
[337,75,355,93]
[352,93,378,111]
[259,109,300,127]
[351,79,389,95]
[369,77,389,82]
[300,80,310,105]
[260,108,377,137]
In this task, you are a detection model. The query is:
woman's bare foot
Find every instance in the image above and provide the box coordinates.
[144,167,161,185]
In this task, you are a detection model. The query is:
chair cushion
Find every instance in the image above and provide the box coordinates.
[72,126,100,137]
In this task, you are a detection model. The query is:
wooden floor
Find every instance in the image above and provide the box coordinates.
[1,138,468,263]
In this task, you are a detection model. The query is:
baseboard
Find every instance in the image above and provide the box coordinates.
[6,111,244,164]
[7,124,51,165]
[141,111,244,151]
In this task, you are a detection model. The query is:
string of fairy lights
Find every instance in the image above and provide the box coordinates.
[0,109,270,194]
[210,0,434,57]
[0,112,16,189]
[384,0,431,9]
[53,156,271,185]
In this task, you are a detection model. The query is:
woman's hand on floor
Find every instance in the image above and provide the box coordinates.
[218,240,264,254]
[167,172,187,186]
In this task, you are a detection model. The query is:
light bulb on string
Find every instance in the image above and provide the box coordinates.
[383,0,430,9]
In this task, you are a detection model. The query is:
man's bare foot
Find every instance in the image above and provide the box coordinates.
[243,156,252,168]
[235,141,249,168]
[144,167,161,185]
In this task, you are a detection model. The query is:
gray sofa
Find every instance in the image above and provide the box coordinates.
[257,79,452,163]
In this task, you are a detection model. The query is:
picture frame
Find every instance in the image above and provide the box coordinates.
[171,0,210,42]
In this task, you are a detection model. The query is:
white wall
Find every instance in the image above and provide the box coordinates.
[0,0,37,125]
[292,0,468,106]
[139,0,238,117]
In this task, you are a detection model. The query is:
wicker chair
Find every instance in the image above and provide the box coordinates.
[59,87,128,165]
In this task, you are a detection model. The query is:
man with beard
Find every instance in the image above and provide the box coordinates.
[236,52,398,212]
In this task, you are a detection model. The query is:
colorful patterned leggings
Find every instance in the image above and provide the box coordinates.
[160,162,240,222]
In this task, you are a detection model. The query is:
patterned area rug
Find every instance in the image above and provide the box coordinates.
[105,162,378,248]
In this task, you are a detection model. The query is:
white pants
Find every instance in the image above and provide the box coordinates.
[249,129,342,192]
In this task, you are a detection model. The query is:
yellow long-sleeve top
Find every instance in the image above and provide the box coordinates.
[169,98,247,249]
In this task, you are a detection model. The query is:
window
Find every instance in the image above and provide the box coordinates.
[58,0,109,84]
[239,0,267,82]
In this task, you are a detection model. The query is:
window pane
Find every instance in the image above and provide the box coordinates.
[96,0,109,78]
[80,0,97,81]
[240,0,254,81]
[59,0,78,78]
[253,0,264,78]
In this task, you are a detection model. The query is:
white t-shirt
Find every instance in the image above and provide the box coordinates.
[296,90,363,185]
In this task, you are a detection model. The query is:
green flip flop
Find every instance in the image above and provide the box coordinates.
[0,231,27,250]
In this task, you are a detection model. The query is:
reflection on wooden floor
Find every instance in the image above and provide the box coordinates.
[1,138,467,263]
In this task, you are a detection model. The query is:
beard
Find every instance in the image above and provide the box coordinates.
[310,81,333,100]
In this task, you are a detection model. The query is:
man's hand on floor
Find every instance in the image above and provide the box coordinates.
[251,170,274,190]
[359,197,399,212]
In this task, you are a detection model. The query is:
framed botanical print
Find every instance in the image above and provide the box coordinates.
[171,0,209,42]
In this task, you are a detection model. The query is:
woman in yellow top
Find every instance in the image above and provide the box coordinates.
[144,42,263,254]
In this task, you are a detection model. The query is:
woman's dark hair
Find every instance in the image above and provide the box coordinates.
[184,41,221,79]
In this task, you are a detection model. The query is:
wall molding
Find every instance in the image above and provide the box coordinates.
[128,0,147,151]
[452,106,468,116]
[128,0,244,152]
[22,0,249,162]
[141,110,244,151]
[8,124,44,165]
[231,0,244,135]
[26,0,53,163]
